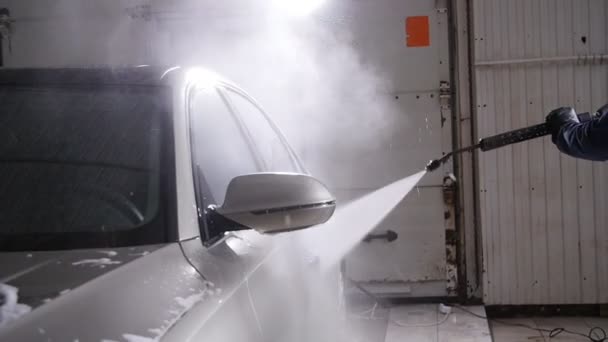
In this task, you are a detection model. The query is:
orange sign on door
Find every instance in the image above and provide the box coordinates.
[406,16,430,47]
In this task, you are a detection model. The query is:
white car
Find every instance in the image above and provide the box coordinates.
[0,66,337,342]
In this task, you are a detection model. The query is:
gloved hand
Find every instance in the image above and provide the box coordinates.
[595,103,608,117]
[546,107,579,138]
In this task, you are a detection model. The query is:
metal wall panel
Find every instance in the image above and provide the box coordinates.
[472,0,608,304]
[336,0,453,297]
[452,0,480,299]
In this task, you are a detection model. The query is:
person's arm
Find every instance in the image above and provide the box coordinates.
[547,104,608,161]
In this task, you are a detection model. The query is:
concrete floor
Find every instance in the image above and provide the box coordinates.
[346,303,608,342]
[346,304,491,342]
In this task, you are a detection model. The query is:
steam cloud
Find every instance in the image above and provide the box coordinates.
[0,1,423,340]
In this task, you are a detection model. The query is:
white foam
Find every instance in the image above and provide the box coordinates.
[0,283,32,328]
[147,328,162,335]
[128,251,149,257]
[72,258,121,268]
[123,333,156,342]
[175,292,205,310]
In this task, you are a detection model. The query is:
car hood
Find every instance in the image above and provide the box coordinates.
[0,242,223,342]
[0,245,163,309]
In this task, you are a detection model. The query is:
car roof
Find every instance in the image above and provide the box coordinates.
[0,66,259,106]
[0,66,214,87]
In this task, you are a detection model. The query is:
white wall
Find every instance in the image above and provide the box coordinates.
[473,0,608,305]
[0,0,154,66]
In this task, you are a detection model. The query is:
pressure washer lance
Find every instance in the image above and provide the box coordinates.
[425,112,596,172]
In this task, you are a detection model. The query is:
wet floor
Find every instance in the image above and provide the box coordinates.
[345,302,491,342]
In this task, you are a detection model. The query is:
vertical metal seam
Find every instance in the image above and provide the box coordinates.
[467,0,484,299]
[603,0,608,302]
[496,0,503,303]
[551,0,565,303]
[481,0,492,302]
[509,77,520,297]
[503,1,511,303]
[605,0,608,303]
[539,0,551,303]
[587,0,600,303]
[572,0,583,303]
[601,0,607,303]
[514,0,523,304]
[486,1,493,303]
[489,0,502,302]
[488,0,500,303]
[556,0,568,303]
[522,0,535,303]
[582,0,595,302]
[505,0,517,305]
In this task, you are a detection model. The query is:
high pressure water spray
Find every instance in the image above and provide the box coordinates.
[426,112,595,172]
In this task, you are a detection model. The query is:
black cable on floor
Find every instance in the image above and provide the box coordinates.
[452,305,607,342]
[345,281,607,341]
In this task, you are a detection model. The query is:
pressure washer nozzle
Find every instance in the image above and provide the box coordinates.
[425,159,441,172]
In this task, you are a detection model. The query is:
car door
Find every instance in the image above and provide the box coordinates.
[221,88,344,342]
[167,84,314,342]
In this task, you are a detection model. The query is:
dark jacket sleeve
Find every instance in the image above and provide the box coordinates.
[553,111,608,161]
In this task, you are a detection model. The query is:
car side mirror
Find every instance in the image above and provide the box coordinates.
[212,173,335,234]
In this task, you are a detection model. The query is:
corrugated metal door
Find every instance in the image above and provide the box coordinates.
[473,0,608,304]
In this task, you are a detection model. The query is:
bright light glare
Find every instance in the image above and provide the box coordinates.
[273,0,326,17]
[185,68,221,92]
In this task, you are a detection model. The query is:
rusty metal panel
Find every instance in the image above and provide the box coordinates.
[472,0,608,304]
[453,0,480,299]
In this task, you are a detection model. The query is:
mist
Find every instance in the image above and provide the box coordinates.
[159,5,420,339]
[148,0,405,190]
[0,0,413,189]
[0,1,427,340]
[295,170,427,272]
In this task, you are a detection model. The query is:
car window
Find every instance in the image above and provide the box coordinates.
[225,90,300,173]
[189,88,260,205]
[0,84,172,250]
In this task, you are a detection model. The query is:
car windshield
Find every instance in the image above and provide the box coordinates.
[0,84,174,251]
